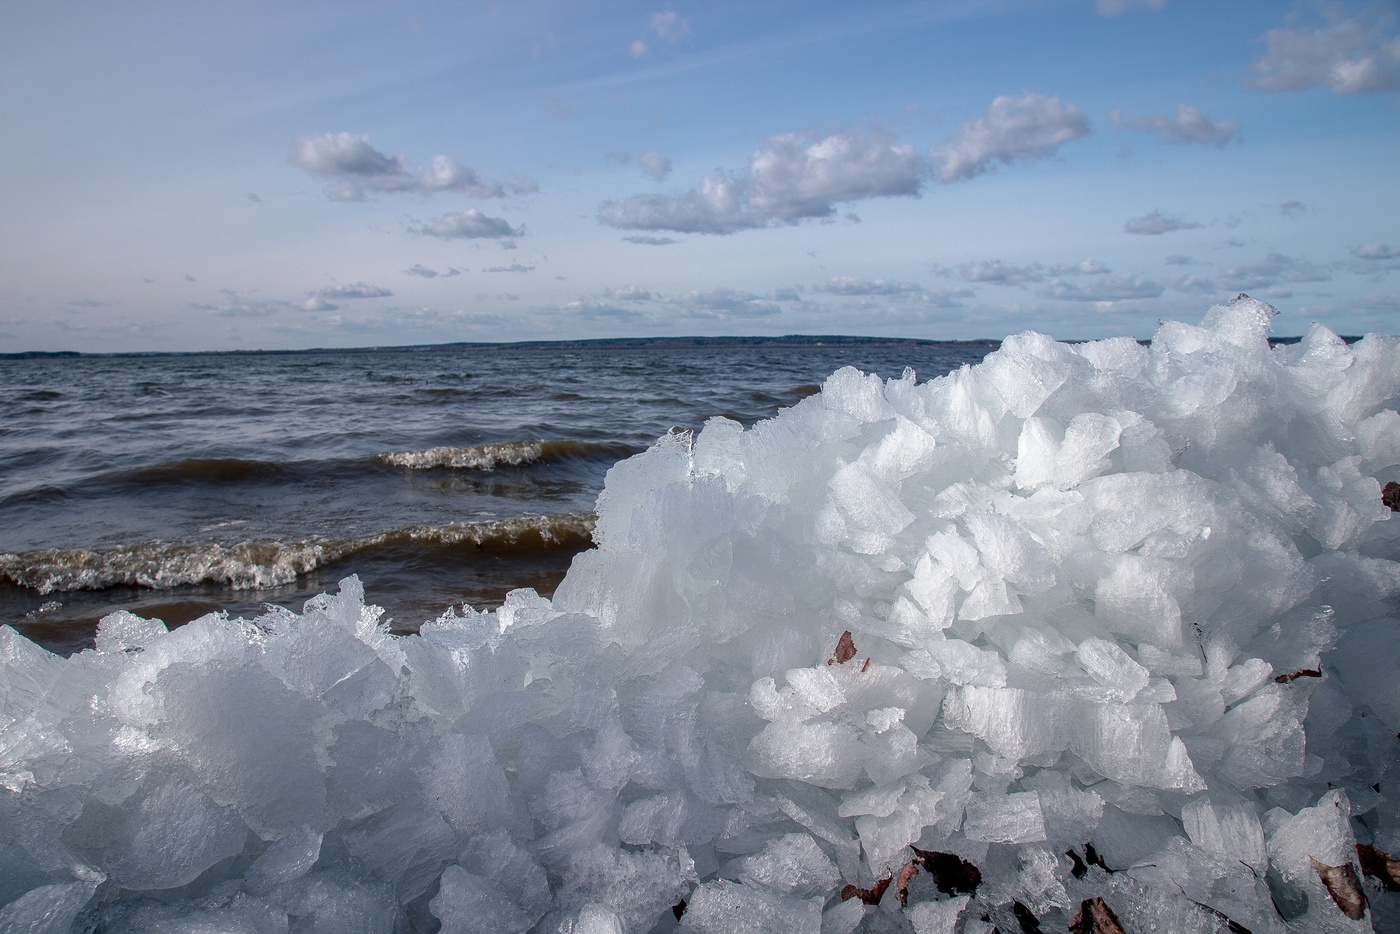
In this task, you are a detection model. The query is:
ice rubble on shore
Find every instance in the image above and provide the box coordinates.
[3,297,1399,933]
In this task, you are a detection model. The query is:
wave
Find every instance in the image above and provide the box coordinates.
[105,456,293,486]
[0,514,596,594]
[377,439,636,470]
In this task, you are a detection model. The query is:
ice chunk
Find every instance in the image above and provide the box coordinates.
[962,791,1047,844]
[108,780,248,890]
[680,879,822,934]
[430,865,533,934]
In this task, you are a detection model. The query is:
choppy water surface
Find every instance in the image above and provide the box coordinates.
[1,341,995,652]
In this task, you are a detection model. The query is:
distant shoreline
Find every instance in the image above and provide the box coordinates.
[0,332,1348,360]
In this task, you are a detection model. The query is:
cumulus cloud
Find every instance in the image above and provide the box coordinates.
[405,265,463,278]
[638,151,673,181]
[622,235,679,246]
[484,262,536,273]
[289,132,531,201]
[1097,0,1166,14]
[599,130,923,234]
[414,209,521,239]
[1111,104,1238,146]
[1252,11,1400,95]
[1041,274,1164,302]
[630,39,651,58]
[1123,209,1202,235]
[815,277,923,296]
[932,93,1091,183]
[1353,243,1400,260]
[600,175,752,234]
[748,132,923,220]
[1218,253,1331,291]
[309,282,392,300]
[302,297,339,312]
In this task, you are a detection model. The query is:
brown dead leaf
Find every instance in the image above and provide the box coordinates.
[894,859,920,907]
[1312,857,1367,920]
[861,656,872,673]
[827,630,857,665]
[1383,481,1400,512]
[910,848,982,896]
[1356,843,1400,892]
[1069,897,1127,934]
[840,874,891,905]
[1273,668,1321,684]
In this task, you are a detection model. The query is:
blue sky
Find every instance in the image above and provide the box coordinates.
[1,0,1397,352]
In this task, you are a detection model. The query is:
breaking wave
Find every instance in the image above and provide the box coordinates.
[0,514,596,593]
[378,438,637,470]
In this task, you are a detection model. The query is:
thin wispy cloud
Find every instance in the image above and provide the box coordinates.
[815,277,924,296]
[1111,105,1238,146]
[1218,253,1331,291]
[309,282,393,300]
[1353,243,1399,261]
[943,259,1111,284]
[638,151,673,182]
[405,265,463,278]
[1123,210,1202,235]
[932,92,1090,182]
[1096,0,1166,15]
[1041,274,1164,302]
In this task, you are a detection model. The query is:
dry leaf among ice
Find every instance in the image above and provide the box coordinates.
[1357,843,1400,891]
[1069,896,1127,934]
[1312,857,1367,920]
[827,630,857,665]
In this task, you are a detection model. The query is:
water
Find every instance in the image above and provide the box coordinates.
[0,340,996,654]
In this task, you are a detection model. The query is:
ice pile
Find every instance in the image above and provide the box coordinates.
[3,297,1399,933]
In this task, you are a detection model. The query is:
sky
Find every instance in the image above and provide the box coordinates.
[1,0,1398,352]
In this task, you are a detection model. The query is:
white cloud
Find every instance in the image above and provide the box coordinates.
[747,132,923,220]
[932,93,1091,183]
[1218,253,1331,291]
[599,130,923,234]
[1252,12,1400,95]
[1169,274,1219,294]
[289,133,531,201]
[1097,0,1166,15]
[672,288,780,318]
[484,262,536,273]
[196,292,292,318]
[599,174,753,234]
[309,282,392,299]
[650,11,690,41]
[603,285,653,301]
[622,235,679,246]
[302,297,339,311]
[1123,210,1202,235]
[630,39,651,58]
[815,277,923,296]
[1353,243,1400,260]
[405,265,462,278]
[638,151,673,181]
[946,258,1107,284]
[1111,104,1238,146]
[414,210,521,239]
[1041,274,1164,302]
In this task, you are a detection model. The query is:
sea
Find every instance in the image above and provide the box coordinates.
[0,339,998,656]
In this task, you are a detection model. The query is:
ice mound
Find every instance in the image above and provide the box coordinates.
[3,297,1399,932]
